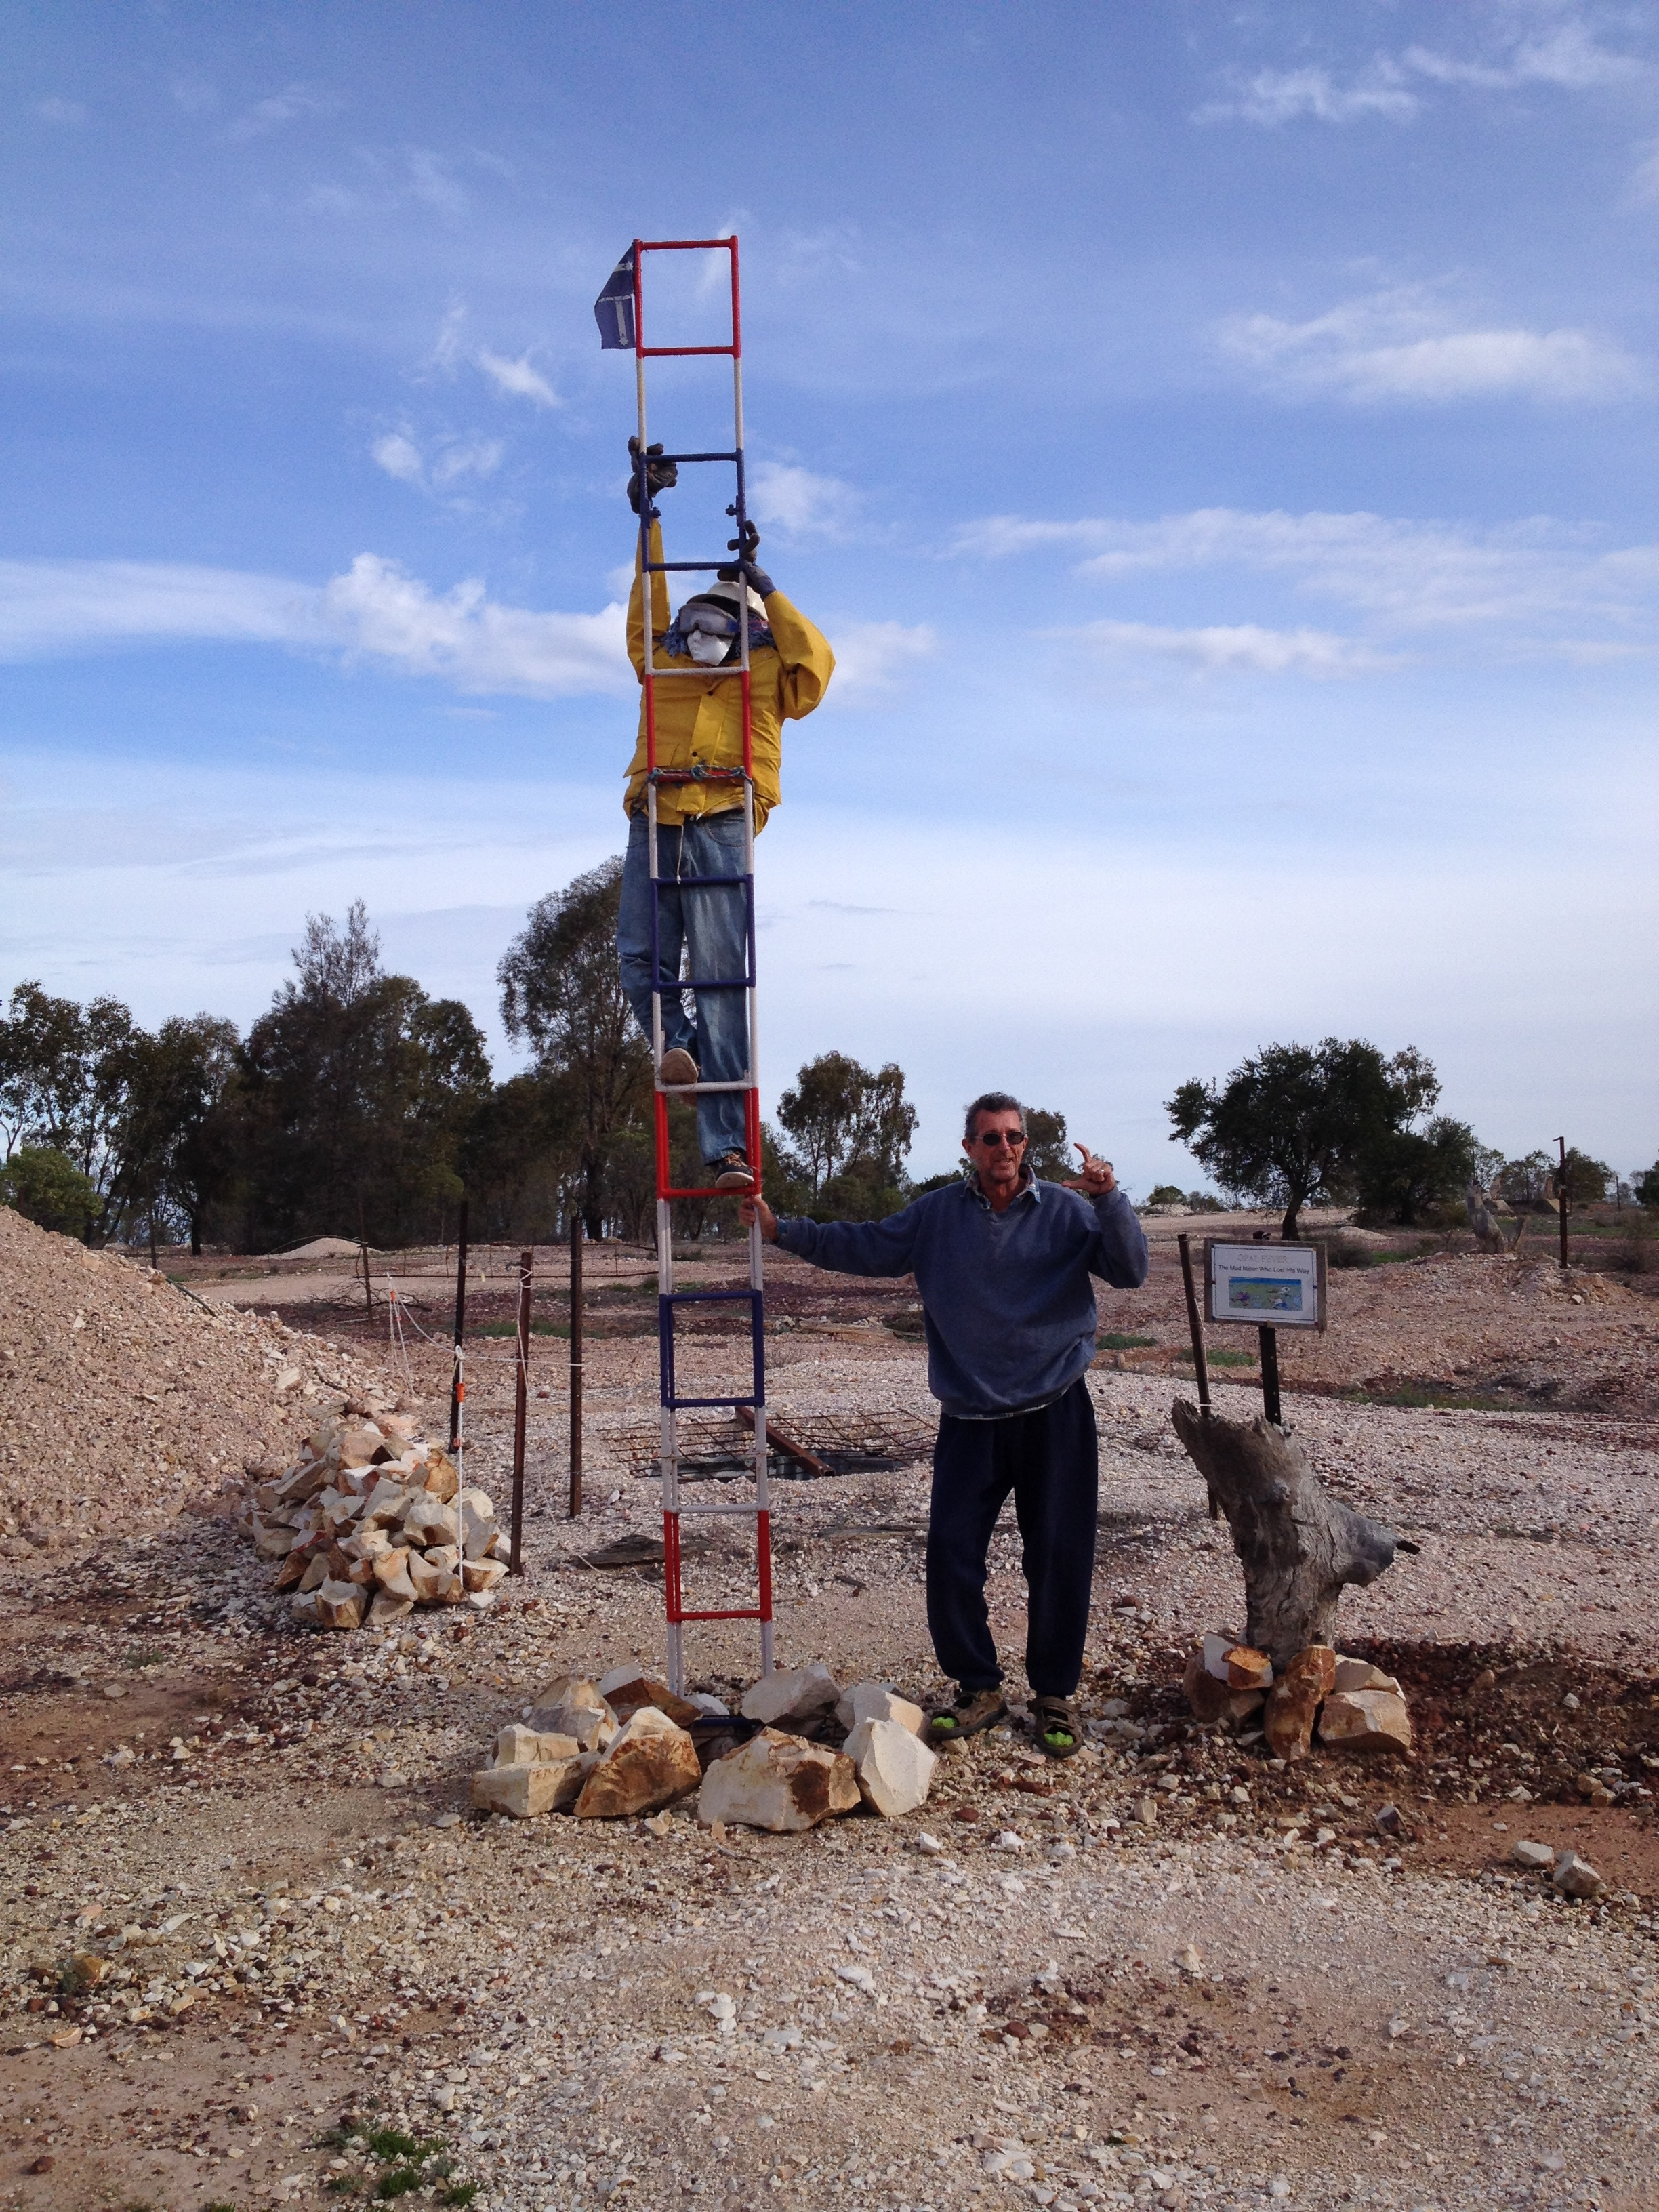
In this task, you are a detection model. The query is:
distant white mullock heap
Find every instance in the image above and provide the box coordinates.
[238,1406,509,1632]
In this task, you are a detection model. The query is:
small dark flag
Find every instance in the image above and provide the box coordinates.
[594,245,637,349]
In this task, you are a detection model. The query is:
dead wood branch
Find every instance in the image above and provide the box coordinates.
[1170,1397,1400,1664]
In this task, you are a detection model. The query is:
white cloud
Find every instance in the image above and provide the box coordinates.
[819,620,937,701]
[1200,20,1649,125]
[956,504,1659,646]
[1404,23,1647,93]
[474,348,557,407]
[371,430,505,492]
[1196,64,1418,127]
[1217,287,1647,405]
[35,97,88,126]
[0,560,325,659]
[371,432,424,485]
[0,554,628,699]
[1061,619,1391,678]
[1631,144,1659,201]
[224,83,337,143]
[749,461,861,539]
[430,436,504,485]
[319,557,626,697]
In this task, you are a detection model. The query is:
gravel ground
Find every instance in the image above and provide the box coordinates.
[2,1226,1658,2212]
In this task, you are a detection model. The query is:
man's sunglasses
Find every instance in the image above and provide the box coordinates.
[974,1130,1025,1147]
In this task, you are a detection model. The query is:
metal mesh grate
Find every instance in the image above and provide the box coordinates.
[617,1409,935,1481]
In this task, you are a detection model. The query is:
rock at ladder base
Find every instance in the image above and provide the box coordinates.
[739,1661,840,1729]
[596,1667,703,1728]
[493,1724,581,1767]
[472,1762,579,1818]
[574,1706,702,1818]
[844,1717,936,1818]
[1317,1687,1413,1755]
[834,1681,926,1737]
[528,1678,618,1751]
[697,1727,859,1833]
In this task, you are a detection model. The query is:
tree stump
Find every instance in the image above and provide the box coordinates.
[1170,1398,1400,1664]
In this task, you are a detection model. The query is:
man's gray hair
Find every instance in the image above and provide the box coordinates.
[964,1091,1024,1143]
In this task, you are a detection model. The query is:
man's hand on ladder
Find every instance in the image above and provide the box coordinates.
[739,1192,779,1242]
[627,436,678,514]
[720,520,775,597]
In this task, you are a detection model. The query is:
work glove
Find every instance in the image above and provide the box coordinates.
[718,520,775,598]
[626,436,678,515]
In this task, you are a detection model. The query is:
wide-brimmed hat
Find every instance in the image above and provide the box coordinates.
[678,577,768,629]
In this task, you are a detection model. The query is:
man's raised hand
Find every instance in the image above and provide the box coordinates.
[739,1191,780,1242]
[1064,1143,1117,1197]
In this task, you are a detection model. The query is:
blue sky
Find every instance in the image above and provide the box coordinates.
[3,0,1656,1189]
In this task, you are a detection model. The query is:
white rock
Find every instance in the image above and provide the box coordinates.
[403,1496,459,1547]
[528,1679,618,1752]
[833,1681,926,1736]
[1552,1851,1606,1900]
[697,1727,859,1832]
[574,1706,702,1819]
[1332,1654,1403,1694]
[843,1717,936,1818]
[1510,1839,1555,1870]
[492,1725,581,1768]
[471,1762,583,1818]
[739,1662,841,1729]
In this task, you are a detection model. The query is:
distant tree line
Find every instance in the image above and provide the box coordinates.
[0,865,1065,1254]
[5,869,1650,1255]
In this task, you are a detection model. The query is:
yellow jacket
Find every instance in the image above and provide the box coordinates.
[624,520,834,830]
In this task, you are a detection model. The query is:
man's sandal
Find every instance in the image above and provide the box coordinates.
[926,1688,1006,1744]
[1032,1696,1083,1759]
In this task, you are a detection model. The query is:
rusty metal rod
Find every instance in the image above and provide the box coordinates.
[510,1245,533,1574]
[448,1197,469,1454]
[569,1213,584,1519]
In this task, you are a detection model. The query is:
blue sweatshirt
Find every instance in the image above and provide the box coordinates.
[773,1175,1149,1418]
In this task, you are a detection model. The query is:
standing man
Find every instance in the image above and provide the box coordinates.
[616,443,834,1191]
[741,1092,1148,1756]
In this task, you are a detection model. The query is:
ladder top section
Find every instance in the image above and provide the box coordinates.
[594,237,741,359]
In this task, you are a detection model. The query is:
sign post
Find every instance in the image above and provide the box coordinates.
[1202,1240,1327,1427]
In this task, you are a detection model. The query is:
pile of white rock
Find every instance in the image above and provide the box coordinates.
[470,1661,939,1828]
[240,1408,509,1632]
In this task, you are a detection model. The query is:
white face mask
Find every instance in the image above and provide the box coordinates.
[687,630,729,665]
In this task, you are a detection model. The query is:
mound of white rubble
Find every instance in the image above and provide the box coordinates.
[238,1408,508,1631]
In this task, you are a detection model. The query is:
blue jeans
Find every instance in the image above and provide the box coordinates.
[617,808,751,1166]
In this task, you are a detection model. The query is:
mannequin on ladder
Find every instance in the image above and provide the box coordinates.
[615,441,836,1191]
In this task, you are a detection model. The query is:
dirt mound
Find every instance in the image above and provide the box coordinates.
[277,1237,370,1261]
[0,1207,393,1561]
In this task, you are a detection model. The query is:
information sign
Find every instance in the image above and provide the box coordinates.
[1204,1241,1327,1332]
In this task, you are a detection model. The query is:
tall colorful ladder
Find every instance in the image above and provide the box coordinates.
[616,234,773,1698]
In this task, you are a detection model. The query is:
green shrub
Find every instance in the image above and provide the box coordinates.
[0,1145,98,1237]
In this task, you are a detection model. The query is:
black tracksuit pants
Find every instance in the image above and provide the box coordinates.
[925,1376,1099,1700]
